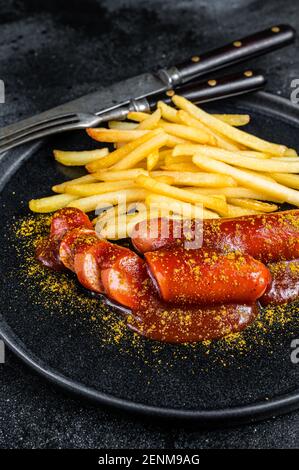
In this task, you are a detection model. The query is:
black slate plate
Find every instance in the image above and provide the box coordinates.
[1,91,299,425]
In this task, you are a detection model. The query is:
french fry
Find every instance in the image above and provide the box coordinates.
[147,150,160,171]
[98,214,133,239]
[172,95,287,156]
[161,162,200,172]
[226,204,261,217]
[165,134,189,147]
[191,146,299,173]
[138,109,161,130]
[165,154,193,166]
[86,128,148,143]
[94,168,148,181]
[111,131,168,170]
[284,148,298,157]
[93,202,144,226]
[178,110,240,151]
[152,175,175,185]
[52,174,98,193]
[65,180,138,196]
[226,198,278,213]
[241,168,276,182]
[271,173,299,190]
[29,194,78,213]
[86,130,162,172]
[108,121,138,130]
[146,194,219,219]
[150,171,237,187]
[192,154,299,206]
[127,111,149,122]
[53,148,109,166]
[68,188,148,213]
[157,101,181,123]
[135,174,228,215]
[159,149,173,159]
[174,144,269,160]
[212,114,250,126]
[189,186,282,202]
[158,122,216,145]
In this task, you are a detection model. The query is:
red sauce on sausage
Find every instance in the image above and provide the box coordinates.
[261,258,299,306]
[35,237,65,271]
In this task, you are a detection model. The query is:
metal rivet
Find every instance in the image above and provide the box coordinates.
[244,70,253,77]
[191,55,200,63]
[208,79,217,87]
[271,26,280,33]
[166,89,175,97]
[233,40,242,47]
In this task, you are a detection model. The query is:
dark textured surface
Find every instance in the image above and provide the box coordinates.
[0,0,299,449]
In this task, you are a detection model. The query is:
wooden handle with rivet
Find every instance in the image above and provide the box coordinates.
[172,24,295,84]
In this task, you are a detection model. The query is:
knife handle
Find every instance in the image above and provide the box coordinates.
[147,70,266,109]
[159,24,295,86]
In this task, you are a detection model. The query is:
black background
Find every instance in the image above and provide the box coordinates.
[0,0,298,449]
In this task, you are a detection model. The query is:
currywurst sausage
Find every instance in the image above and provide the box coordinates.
[145,247,271,305]
[132,211,299,263]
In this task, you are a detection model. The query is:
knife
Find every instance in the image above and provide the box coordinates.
[0,24,294,139]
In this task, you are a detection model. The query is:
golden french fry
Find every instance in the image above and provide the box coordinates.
[52,174,98,193]
[161,162,200,172]
[86,130,162,172]
[138,109,161,130]
[158,121,216,145]
[65,180,138,196]
[165,134,189,147]
[29,194,78,213]
[165,154,193,166]
[177,110,240,151]
[152,175,174,185]
[98,214,132,239]
[94,168,148,181]
[146,194,219,219]
[53,148,109,166]
[86,128,148,143]
[226,204,261,217]
[284,148,298,157]
[188,186,282,202]
[93,202,144,226]
[273,157,299,162]
[271,173,299,189]
[147,150,160,171]
[157,101,181,123]
[197,146,299,172]
[192,154,299,206]
[212,114,250,126]
[127,111,149,122]
[172,95,287,156]
[159,149,173,159]
[150,171,237,187]
[227,198,278,213]
[135,174,228,215]
[68,188,148,213]
[174,144,270,161]
[111,131,168,170]
[108,121,138,130]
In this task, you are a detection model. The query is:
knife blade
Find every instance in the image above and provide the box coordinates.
[0,72,166,138]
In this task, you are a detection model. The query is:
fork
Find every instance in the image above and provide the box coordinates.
[0,71,265,153]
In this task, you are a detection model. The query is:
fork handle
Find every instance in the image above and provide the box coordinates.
[160,24,295,85]
[147,70,266,109]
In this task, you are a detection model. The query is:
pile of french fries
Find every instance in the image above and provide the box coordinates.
[29,95,299,240]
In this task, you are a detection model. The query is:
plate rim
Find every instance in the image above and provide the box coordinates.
[1,90,299,424]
